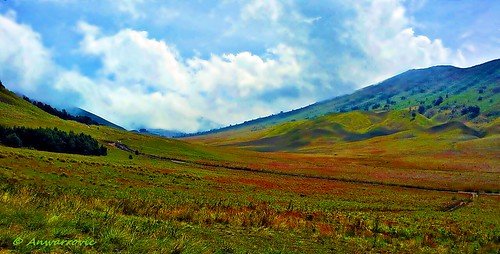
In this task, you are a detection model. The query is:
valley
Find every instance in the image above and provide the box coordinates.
[0,59,499,253]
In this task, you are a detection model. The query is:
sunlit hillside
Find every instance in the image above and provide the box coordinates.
[187,59,499,138]
[1,72,499,252]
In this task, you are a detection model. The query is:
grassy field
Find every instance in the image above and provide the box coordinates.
[1,86,499,253]
[1,146,499,253]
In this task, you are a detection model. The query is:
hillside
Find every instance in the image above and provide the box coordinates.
[185,58,499,137]
[0,85,248,164]
[185,108,498,152]
[131,128,185,138]
[1,80,499,253]
[67,107,126,130]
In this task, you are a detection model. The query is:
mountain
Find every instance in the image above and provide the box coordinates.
[131,128,185,138]
[185,108,498,151]
[183,59,500,150]
[1,69,499,253]
[0,84,234,162]
[67,107,126,130]
[184,59,500,138]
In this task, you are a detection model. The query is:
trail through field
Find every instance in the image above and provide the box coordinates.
[443,193,476,212]
[112,142,500,196]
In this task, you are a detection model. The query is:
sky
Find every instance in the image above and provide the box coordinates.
[0,0,499,132]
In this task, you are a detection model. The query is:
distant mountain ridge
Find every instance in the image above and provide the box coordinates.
[184,58,499,137]
[131,128,185,138]
[67,108,125,130]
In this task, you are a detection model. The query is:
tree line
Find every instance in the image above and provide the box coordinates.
[22,96,100,126]
[0,126,107,156]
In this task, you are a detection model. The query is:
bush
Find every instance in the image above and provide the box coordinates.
[4,133,22,148]
[418,105,426,115]
[461,106,480,118]
[434,96,443,106]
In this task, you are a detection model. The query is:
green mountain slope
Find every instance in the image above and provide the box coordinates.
[220,109,493,152]
[0,86,248,163]
[187,58,499,137]
[184,59,499,151]
[67,107,126,130]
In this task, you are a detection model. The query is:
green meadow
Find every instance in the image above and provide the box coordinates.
[0,84,499,253]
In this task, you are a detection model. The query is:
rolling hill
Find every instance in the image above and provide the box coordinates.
[1,69,499,252]
[185,58,500,138]
[0,85,242,163]
[183,59,500,152]
[67,107,126,130]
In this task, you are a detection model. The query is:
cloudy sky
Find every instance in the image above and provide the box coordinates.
[0,0,498,132]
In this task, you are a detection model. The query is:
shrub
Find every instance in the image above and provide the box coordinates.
[4,133,22,148]
[418,105,426,114]
[461,106,480,118]
[434,96,443,106]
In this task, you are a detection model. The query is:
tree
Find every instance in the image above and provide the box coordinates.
[0,126,106,156]
[5,133,22,148]
[129,155,133,160]
[461,106,480,118]
[23,96,100,126]
[418,105,426,115]
[0,80,4,89]
[99,145,108,156]
[434,96,443,106]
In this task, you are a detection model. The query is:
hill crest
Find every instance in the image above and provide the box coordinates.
[184,58,499,138]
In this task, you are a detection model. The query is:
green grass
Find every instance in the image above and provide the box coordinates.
[1,146,499,253]
[0,86,499,253]
[189,59,499,138]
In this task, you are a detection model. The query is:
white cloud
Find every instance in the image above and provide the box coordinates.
[241,0,283,22]
[116,0,145,20]
[48,22,309,131]
[54,69,202,132]
[0,11,54,92]
[77,21,100,36]
[188,44,303,97]
[406,0,428,12]
[303,16,321,24]
[153,7,181,25]
[78,23,191,95]
[337,0,464,87]
[2,1,488,132]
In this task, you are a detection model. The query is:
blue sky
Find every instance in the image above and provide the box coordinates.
[0,0,498,132]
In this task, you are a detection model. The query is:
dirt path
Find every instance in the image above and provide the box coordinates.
[443,192,477,212]
[445,201,469,212]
